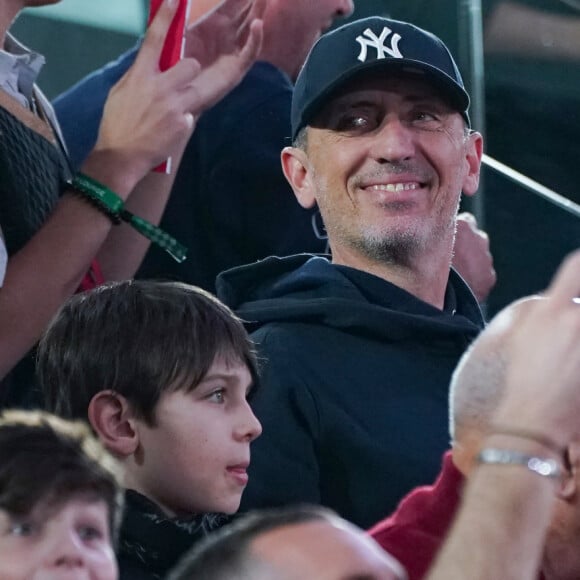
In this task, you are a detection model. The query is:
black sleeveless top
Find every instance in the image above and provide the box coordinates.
[0,89,71,408]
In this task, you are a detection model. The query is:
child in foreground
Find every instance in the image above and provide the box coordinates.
[0,409,124,579]
[38,280,262,579]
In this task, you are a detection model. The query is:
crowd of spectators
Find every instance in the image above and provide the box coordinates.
[0,0,578,578]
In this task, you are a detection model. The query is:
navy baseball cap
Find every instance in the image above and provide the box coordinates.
[291,17,470,141]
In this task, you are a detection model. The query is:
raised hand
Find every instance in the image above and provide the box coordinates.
[93,0,203,194]
[494,249,580,448]
[452,212,496,303]
[183,0,265,112]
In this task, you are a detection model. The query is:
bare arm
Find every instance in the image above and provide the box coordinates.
[0,0,211,378]
[427,250,580,580]
[96,0,264,280]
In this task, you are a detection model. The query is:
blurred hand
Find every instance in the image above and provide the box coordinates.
[453,212,497,303]
[94,0,202,191]
[184,0,265,111]
[93,0,263,192]
[494,250,580,447]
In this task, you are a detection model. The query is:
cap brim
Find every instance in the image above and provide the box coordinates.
[300,58,470,132]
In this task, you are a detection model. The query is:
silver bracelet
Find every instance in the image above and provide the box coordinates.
[477,448,562,480]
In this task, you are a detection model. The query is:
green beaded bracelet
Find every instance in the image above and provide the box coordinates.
[68,173,188,263]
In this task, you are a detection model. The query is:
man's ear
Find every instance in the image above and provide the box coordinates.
[281,146,317,209]
[558,444,580,501]
[462,131,484,197]
[88,391,139,458]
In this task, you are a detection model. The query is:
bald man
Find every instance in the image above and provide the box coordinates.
[370,293,580,580]
[169,505,407,580]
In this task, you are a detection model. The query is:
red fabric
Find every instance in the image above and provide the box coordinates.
[77,259,105,292]
[368,451,463,580]
[369,451,547,580]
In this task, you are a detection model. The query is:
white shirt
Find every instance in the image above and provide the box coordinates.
[0,34,45,109]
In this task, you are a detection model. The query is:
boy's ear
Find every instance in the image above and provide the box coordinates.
[88,391,139,458]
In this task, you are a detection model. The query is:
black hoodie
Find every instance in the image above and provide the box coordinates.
[217,255,484,529]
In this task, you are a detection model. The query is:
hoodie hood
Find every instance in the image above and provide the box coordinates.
[217,255,484,347]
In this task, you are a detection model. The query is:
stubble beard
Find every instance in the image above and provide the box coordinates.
[327,197,461,270]
[349,227,423,268]
[314,163,462,270]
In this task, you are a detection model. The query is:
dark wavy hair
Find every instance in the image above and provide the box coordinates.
[37,280,259,425]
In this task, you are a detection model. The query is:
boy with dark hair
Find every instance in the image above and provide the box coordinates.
[0,409,124,579]
[37,280,262,579]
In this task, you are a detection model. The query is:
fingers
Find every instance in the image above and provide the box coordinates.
[136,0,179,72]
[545,249,580,305]
[456,213,489,242]
[456,213,490,244]
[188,0,252,30]
[184,112,196,131]
[452,212,496,302]
[249,0,267,21]
[457,211,476,224]
[162,57,202,88]
[182,17,262,114]
[215,0,253,21]
[236,0,266,45]
[234,7,255,46]
[236,17,264,70]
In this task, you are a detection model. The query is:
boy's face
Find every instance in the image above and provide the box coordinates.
[0,496,117,580]
[131,357,262,517]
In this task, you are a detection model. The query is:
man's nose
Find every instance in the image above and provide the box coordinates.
[371,117,416,164]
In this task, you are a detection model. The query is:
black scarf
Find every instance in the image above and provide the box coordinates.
[117,490,227,579]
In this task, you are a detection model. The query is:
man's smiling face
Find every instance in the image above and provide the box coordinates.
[284,73,482,269]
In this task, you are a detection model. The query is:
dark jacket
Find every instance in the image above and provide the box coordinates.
[217,255,484,529]
[117,490,224,580]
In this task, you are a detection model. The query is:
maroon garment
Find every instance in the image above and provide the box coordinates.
[368,452,463,580]
[369,451,547,580]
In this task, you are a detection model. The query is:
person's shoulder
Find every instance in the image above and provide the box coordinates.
[242,60,293,92]
[251,322,315,353]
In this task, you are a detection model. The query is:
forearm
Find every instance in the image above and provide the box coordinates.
[0,148,147,378]
[427,436,557,580]
[0,0,263,379]
[96,143,186,280]
[0,194,113,378]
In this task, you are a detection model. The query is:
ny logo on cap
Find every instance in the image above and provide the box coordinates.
[355,27,402,62]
